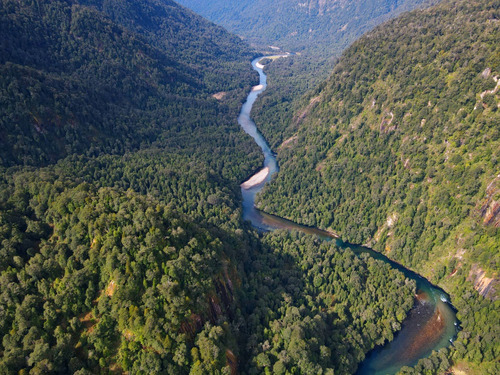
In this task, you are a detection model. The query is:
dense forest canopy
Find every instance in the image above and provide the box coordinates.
[0,0,421,373]
[241,230,416,374]
[0,169,417,373]
[258,0,499,372]
[0,0,498,374]
[175,0,438,56]
[0,176,244,373]
[0,0,257,167]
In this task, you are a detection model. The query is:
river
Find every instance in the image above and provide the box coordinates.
[238,56,459,374]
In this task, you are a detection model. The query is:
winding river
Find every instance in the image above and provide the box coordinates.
[238,56,459,374]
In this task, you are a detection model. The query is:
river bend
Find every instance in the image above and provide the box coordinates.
[238,56,459,374]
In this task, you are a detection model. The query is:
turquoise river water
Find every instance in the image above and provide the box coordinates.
[238,56,459,374]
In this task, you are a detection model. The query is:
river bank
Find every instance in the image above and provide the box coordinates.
[241,167,269,189]
[237,56,458,374]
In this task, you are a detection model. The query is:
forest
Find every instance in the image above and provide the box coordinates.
[241,231,415,374]
[0,171,416,373]
[0,0,422,373]
[177,0,441,153]
[0,0,498,374]
[175,0,436,57]
[0,0,258,167]
[257,0,499,373]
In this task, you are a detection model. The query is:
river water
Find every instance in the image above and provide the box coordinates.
[238,56,459,374]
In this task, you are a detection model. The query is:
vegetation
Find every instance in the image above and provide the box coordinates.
[1,0,497,373]
[241,231,415,374]
[177,0,441,150]
[0,0,257,167]
[0,0,418,373]
[176,0,437,56]
[0,171,260,373]
[0,170,416,373]
[251,55,336,149]
[0,0,259,372]
[258,0,500,372]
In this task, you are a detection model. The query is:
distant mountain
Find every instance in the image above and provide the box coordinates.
[258,0,499,371]
[176,0,437,55]
[79,0,255,90]
[176,0,442,162]
[0,0,256,166]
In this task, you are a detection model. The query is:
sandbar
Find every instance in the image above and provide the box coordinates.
[252,84,264,91]
[241,167,270,189]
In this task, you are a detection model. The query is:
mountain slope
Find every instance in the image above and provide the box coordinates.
[0,1,263,372]
[79,0,254,92]
[0,173,252,374]
[0,1,422,374]
[0,0,257,167]
[258,0,499,372]
[176,0,443,159]
[176,0,437,55]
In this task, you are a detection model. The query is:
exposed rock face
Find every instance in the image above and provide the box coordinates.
[294,95,322,125]
[298,0,347,16]
[479,174,500,227]
[465,175,500,300]
[483,200,500,226]
[180,269,237,336]
[373,212,398,243]
[468,264,498,300]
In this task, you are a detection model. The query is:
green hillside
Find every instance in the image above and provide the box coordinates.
[176,0,445,156]
[241,231,415,374]
[0,175,246,373]
[176,0,436,55]
[0,0,256,167]
[79,0,255,91]
[258,0,499,372]
[0,0,261,372]
[0,0,419,373]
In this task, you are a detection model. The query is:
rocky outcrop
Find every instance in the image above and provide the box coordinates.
[468,264,498,300]
[479,174,500,227]
[373,212,398,243]
[293,95,322,125]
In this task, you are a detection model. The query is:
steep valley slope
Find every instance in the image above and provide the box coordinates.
[258,0,499,372]
[0,0,420,373]
[176,0,438,56]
